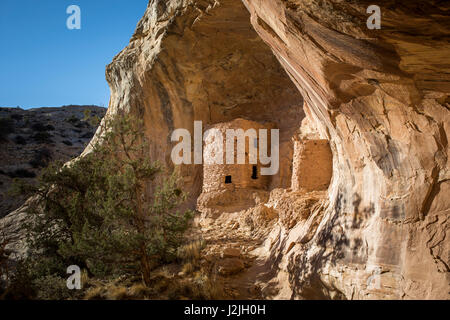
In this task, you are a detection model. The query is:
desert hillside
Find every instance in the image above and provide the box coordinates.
[0,106,106,218]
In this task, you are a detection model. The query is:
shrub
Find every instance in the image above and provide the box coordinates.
[14,135,27,145]
[0,118,14,141]
[31,122,48,132]
[7,169,36,178]
[79,132,93,139]
[33,275,71,300]
[82,109,91,121]
[10,114,23,121]
[32,132,53,143]
[29,148,52,168]
[20,115,193,290]
[83,109,101,127]
[66,115,79,125]
[1,260,35,300]
[74,122,87,129]
[62,140,73,146]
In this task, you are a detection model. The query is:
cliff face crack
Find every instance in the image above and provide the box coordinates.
[420,165,441,220]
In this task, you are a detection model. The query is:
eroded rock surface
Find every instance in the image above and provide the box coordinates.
[243,0,449,299]
[90,0,304,206]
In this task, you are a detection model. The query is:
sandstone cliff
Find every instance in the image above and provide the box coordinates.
[242,0,449,299]
[2,0,449,299]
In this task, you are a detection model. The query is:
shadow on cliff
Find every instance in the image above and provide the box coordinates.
[273,192,375,299]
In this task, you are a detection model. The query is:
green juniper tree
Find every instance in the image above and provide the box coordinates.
[16,115,192,287]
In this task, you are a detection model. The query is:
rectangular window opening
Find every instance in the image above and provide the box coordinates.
[225,175,232,184]
[251,166,258,180]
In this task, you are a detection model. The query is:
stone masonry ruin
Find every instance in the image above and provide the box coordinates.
[201,118,272,194]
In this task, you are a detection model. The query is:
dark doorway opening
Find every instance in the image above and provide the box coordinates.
[251,166,258,180]
[225,175,232,184]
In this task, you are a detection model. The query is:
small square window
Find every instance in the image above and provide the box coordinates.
[225,175,232,184]
[251,166,258,179]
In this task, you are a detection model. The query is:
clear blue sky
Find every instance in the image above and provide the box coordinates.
[0,0,148,109]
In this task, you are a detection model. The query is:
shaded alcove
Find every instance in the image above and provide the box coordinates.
[128,0,305,206]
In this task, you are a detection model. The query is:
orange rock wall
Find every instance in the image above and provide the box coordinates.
[291,139,332,192]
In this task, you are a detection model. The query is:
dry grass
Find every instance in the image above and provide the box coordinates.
[77,238,226,300]
[192,271,225,299]
[128,283,150,298]
[82,266,225,300]
[182,262,195,274]
[84,281,151,300]
[177,239,205,262]
[84,286,104,300]
[80,269,89,288]
[106,285,129,300]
